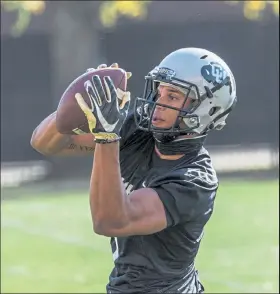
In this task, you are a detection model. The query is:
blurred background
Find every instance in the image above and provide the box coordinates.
[1,1,279,293]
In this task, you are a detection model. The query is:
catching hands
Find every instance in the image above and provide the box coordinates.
[75,63,132,144]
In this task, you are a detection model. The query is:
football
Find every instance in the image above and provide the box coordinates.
[56,68,127,135]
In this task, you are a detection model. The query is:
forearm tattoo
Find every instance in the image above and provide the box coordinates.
[67,143,95,152]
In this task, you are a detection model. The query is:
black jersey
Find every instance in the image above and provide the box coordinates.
[106,114,218,293]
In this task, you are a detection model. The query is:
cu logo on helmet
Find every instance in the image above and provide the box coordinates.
[201,62,232,94]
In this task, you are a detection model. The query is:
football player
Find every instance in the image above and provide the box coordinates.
[31,47,237,293]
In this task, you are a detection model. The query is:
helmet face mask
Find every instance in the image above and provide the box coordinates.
[134,48,237,138]
[135,69,202,136]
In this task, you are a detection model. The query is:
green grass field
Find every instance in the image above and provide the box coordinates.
[1,180,279,293]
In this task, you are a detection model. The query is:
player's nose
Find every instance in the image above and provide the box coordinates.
[155,96,167,110]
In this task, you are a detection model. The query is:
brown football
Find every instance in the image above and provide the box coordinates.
[56,68,127,135]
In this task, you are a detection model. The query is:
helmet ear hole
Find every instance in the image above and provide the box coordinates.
[209,107,221,116]
[200,55,208,59]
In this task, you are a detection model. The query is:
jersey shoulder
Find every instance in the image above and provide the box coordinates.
[151,148,218,190]
[149,150,218,226]
[183,148,218,189]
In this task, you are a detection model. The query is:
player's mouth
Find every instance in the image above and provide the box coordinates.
[152,116,165,125]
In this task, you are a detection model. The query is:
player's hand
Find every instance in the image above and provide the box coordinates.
[75,74,131,144]
[86,63,132,80]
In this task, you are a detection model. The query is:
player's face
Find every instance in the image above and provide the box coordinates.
[152,85,193,129]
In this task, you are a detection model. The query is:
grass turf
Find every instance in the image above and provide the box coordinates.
[1,180,279,293]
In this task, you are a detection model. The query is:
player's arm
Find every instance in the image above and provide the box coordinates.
[90,142,167,237]
[94,187,168,237]
[31,111,95,156]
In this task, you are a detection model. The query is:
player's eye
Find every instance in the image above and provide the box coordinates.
[168,95,178,101]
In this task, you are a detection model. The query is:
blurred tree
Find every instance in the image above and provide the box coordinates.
[226,1,279,20]
[1,0,46,36]
[100,1,150,27]
[1,0,151,37]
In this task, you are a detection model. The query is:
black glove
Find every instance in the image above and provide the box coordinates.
[75,74,130,144]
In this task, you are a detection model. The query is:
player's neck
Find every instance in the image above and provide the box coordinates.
[153,133,203,160]
[154,146,185,160]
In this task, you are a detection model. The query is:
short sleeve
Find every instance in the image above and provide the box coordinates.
[150,170,218,227]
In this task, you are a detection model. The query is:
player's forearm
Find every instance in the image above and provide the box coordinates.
[31,111,72,155]
[90,142,130,233]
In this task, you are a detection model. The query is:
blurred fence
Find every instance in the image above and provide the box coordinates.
[1,2,279,187]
